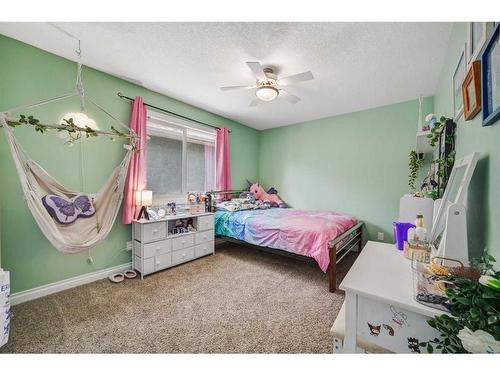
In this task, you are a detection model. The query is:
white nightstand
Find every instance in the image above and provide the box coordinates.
[132,212,215,278]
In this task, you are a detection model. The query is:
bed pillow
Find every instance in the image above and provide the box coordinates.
[216,199,258,212]
[42,194,96,224]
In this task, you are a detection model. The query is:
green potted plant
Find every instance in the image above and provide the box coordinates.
[420,254,500,353]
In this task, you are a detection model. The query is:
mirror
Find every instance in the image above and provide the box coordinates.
[430,152,479,258]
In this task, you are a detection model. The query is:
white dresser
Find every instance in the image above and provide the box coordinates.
[132,212,215,278]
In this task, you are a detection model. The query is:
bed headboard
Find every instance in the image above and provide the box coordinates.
[206,190,247,212]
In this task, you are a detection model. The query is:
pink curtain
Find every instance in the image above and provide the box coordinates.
[216,128,232,192]
[122,97,148,224]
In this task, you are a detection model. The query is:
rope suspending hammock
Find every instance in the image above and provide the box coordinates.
[0,26,138,254]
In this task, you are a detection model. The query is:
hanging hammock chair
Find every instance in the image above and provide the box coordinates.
[0,94,136,254]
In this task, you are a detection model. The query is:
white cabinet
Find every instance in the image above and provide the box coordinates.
[132,213,215,278]
[339,241,442,353]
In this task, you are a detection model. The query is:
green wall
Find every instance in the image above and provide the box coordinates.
[0,35,260,293]
[258,97,433,243]
[433,23,500,261]
[258,22,498,261]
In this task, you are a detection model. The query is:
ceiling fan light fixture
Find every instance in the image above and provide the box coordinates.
[255,85,279,102]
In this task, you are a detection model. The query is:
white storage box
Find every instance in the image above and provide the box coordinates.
[0,269,11,347]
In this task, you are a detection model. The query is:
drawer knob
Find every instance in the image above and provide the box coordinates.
[156,261,160,265]
[156,247,161,251]
[182,253,186,258]
[153,229,158,234]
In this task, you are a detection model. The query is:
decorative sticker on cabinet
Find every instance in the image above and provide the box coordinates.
[407,337,421,353]
[390,305,410,328]
[383,324,395,336]
[367,323,381,336]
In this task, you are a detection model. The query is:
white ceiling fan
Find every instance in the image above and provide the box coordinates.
[220,62,314,107]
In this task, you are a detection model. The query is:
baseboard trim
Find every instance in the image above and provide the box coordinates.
[10,262,132,306]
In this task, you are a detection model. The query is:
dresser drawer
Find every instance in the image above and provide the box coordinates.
[141,239,172,259]
[195,241,214,258]
[139,222,167,243]
[135,256,154,275]
[198,215,214,231]
[154,253,172,271]
[172,247,195,265]
[195,230,214,244]
[172,234,194,251]
[356,296,440,353]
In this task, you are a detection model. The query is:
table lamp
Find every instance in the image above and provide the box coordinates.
[136,190,153,220]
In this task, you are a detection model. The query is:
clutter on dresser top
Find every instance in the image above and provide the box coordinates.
[393,153,481,312]
[143,191,212,221]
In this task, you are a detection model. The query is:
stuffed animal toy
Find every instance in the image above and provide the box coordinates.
[247,181,286,208]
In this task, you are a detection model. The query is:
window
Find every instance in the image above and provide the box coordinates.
[146,111,216,204]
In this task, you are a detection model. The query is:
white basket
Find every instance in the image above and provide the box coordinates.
[411,254,452,312]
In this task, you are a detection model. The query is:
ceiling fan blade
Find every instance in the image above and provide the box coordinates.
[280,90,301,104]
[249,98,260,107]
[246,62,267,81]
[278,71,314,86]
[220,85,253,91]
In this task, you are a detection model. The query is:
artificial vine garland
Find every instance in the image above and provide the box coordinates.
[408,150,423,192]
[427,116,456,185]
[407,116,457,199]
[6,114,132,147]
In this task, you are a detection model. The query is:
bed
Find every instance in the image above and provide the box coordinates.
[209,191,363,292]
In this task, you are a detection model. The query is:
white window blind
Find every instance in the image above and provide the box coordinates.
[146,111,216,204]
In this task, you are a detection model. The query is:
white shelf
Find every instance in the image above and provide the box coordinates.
[416,130,434,155]
[168,231,197,239]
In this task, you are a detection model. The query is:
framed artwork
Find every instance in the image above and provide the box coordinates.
[467,22,487,63]
[452,47,466,120]
[462,60,482,120]
[481,23,500,126]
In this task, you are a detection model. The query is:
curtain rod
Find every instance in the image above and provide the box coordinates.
[117,92,231,133]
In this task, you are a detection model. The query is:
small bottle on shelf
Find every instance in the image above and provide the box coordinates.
[414,214,427,243]
[407,227,416,245]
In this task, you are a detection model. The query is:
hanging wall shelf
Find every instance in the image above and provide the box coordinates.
[416,130,433,155]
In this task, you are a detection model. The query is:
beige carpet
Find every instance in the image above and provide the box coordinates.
[1,244,357,353]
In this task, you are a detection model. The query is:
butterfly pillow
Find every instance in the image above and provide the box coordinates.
[42,194,96,224]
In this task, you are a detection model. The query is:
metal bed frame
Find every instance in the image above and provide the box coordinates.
[208,190,364,292]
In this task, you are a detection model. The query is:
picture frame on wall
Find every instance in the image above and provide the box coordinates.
[452,47,466,120]
[462,60,482,120]
[467,22,487,63]
[481,23,500,127]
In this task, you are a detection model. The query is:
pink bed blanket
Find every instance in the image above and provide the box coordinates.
[215,208,358,272]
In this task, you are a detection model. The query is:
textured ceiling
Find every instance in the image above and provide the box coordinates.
[0,22,452,130]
